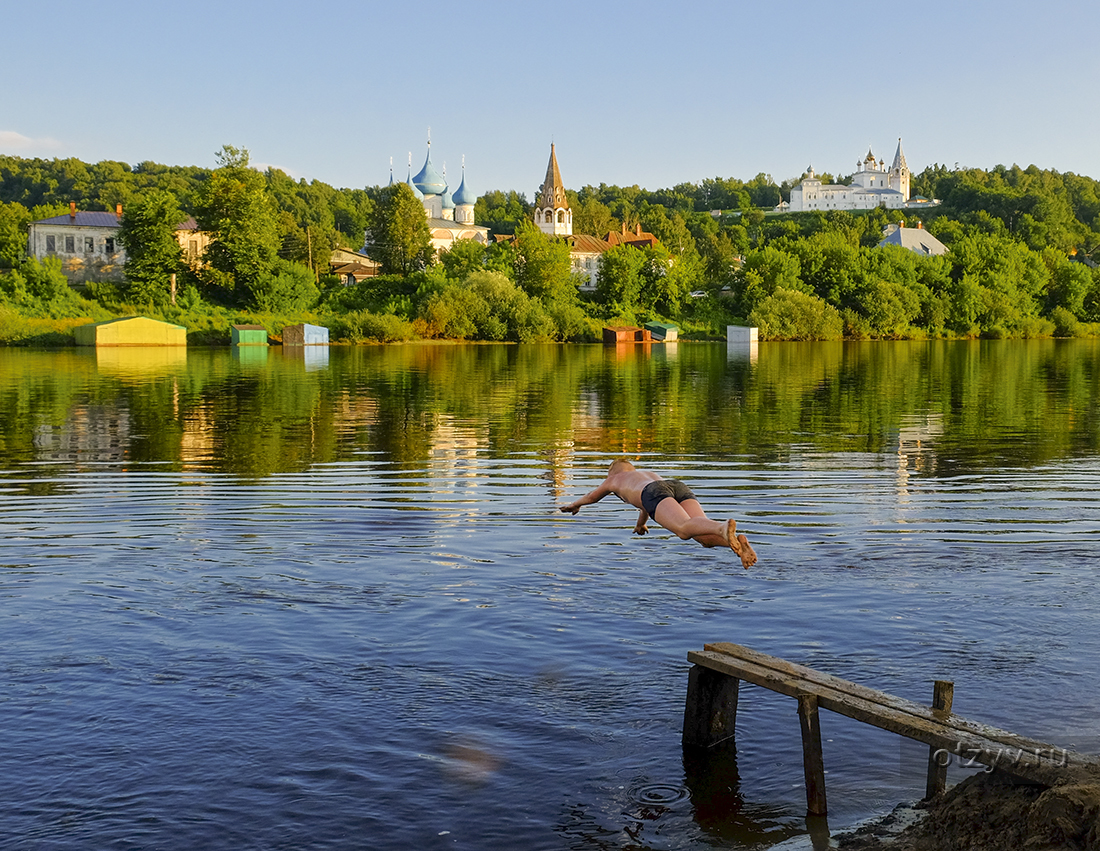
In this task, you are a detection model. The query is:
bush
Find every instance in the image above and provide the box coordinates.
[417,271,555,342]
[248,259,318,312]
[332,310,416,343]
[1050,305,1080,337]
[749,287,843,341]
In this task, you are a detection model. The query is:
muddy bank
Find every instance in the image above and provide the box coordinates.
[836,770,1100,851]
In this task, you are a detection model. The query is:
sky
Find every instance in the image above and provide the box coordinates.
[2,0,1097,200]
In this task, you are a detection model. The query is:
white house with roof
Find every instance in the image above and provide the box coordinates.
[28,203,212,282]
[789,140,933,213]
[27,203,126,279]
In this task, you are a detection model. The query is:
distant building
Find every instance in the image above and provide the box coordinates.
[788,140,937,213]
[523,145,660,289]
[175,217,211,270]
[27,203,126,280]
[329,246,381,284]
[74,315,187,346]
[535,144,573,236]
[876,223,948,256]
[389,141,490,255]
[28,203,211,282]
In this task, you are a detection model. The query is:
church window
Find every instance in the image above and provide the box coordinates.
[557,211,565,223]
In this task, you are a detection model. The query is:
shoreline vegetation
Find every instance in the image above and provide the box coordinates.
[3,148,1100,346]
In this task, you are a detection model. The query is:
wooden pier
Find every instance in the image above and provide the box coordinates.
[683,642,1099,816]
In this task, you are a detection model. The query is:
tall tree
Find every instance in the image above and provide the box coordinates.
[366,183,433,275]
[512,221,575,302]
[194,145,282,300]
[116,189,186,303]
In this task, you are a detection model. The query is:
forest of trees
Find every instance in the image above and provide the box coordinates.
[2,148,1099,345]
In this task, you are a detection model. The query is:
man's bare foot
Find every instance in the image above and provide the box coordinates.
[736,534,757,569]
[722,518,738,550]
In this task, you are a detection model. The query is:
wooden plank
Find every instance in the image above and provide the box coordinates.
[925,680,954,799]
[696,644,1093,761]
[687,649,1097,785]
[682,664,739,748]
[798,693,828,815]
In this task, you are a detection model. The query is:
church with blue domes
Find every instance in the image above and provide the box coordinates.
[395,137,490,254]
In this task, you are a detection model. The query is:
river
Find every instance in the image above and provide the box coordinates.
[2,340,1097,849]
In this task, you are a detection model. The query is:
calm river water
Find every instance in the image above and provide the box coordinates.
[2,340,1098,850]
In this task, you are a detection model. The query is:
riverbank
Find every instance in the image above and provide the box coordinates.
[836,771,1100,850]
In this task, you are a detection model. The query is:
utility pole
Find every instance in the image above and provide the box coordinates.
[306,226,314,279]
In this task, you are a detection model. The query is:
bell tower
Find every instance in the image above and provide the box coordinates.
[535,143,572,236]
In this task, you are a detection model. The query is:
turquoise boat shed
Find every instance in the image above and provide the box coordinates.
[644,321,678,342]
[282,323,329,346]
[231,325,268,346]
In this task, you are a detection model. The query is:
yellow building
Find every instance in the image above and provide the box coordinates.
[74,316,187,347]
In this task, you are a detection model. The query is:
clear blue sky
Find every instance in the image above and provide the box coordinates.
[3,0,1096,200]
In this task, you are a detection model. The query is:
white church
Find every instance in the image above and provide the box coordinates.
[787,139,936,213]
[394,139,490,253]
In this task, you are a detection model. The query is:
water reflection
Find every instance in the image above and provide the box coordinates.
[1,340,1098,483]
[683,744,804,846]
[96,346,187,376]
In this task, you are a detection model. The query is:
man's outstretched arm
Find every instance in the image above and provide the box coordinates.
[559,479,613,514]
[633,508,649,535]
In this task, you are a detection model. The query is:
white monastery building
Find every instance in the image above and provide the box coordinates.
[788,139,936,213]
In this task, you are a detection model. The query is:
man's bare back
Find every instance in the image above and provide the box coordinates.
[559,459,757,568]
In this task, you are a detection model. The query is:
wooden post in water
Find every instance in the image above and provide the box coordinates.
[682,664,739,748]
[925,680,954,799]
[798,693,827,816]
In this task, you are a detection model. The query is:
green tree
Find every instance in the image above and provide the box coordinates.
[749,288,843,340]
[440,238,486,279]
[250,257,319,312]
[475,190,530,237]
[735,245,804,315]
[116,189,186,303]
[194,145,282,302]
[367,182,433,276]
[596,243,646,310]
[512,221,575,302]
[0,201,31,269]
[573,195,618,236]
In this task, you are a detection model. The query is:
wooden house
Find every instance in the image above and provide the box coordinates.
[602,326,652,344]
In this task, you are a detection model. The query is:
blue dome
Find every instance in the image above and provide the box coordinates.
[452,172,476,206]
[404,171,423,199]
[412,149,447,197]
[441,189,455,210]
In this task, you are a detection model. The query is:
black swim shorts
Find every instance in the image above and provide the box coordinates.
[640,479,696,517]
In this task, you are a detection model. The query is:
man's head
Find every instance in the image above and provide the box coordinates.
[608,458,635,476]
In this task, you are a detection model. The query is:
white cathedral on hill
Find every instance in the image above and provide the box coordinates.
[787,139,936,213]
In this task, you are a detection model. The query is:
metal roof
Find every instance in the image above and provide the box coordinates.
[877,227,948,256]
[34,211,121,228]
